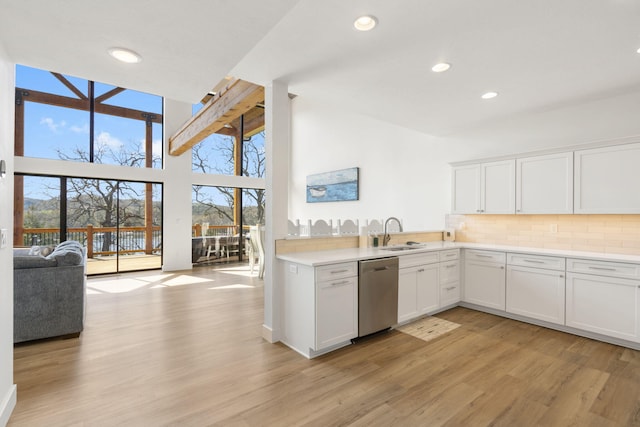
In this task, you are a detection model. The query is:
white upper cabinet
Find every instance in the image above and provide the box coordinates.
[452,160,515,214]
[451,164,481,214]
[575,143,640,213]
[516,152,573,214]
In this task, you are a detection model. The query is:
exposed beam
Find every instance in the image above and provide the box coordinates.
[51,72,88,100]
[95,87,126,104]
[169,79,264,156]
[16,88,162,124]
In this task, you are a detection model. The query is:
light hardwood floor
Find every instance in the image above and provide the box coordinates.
[10,265,640,426]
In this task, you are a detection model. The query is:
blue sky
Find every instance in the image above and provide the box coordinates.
[17,64,163,164]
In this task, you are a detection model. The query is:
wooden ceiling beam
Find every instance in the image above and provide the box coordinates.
[168,79,264,156]
[51,72,87,100]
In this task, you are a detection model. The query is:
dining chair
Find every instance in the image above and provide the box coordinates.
[365,219,384,234]
[337,219,359,235]
[308,219,333,237]
[249,225,265,276]
[222,234,241,260]
[287,219,300,237]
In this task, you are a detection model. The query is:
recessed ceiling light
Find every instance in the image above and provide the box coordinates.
[354,15,377,31]
[107,47,142,64]
[432,63,451,73]
[637,47,640,54]
[481,91,499,100]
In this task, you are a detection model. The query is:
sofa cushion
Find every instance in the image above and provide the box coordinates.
[28,245,56,257]
[14,255,58,270]
[47,246,83,266]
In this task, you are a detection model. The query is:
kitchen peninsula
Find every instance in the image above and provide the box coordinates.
[277,240,640,358]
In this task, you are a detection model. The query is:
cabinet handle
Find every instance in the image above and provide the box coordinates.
[500,266,505,270]
[330,269,350,274]
[560,275,564,278]
[330,280,350,287]
[445,286,456,291]
[445,265,456,269]
[444,253,456,257]
[523,259,545,264]
[588,266,617,272]
[476,254,493,258]
[417,268,425,272]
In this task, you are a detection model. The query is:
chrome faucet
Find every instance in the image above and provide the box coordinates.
[383,217,403,246]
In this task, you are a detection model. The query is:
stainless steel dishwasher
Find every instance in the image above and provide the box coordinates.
[358,257,399,337]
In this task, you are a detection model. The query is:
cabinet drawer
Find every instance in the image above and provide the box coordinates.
[316,262,357,282]
[465,249,505,264]
[507,253,565,271]
[399,252,439,268]
[440,260,460,284]
[440,249,460,261]
[567,258,640,280]
[441,281,461,306]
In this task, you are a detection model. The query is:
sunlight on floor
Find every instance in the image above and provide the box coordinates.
[87,272,215,294]
[208,265,259,278]
[209,284,255,290]
[150,275,214,288]
[87,278,154,294]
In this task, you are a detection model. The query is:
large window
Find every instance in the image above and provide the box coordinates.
[190,103,266,264]
[16,65,162,168]
[14,65,164,275]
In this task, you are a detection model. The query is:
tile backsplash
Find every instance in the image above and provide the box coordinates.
[447,214,640,255]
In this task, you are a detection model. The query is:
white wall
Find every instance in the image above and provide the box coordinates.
[161,100,194,271]
[289,97,455,231]
[0,44,16,427]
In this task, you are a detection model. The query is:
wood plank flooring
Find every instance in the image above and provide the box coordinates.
[10,265,640,426]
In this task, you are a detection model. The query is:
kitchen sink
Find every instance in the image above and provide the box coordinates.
[380,246,422,251]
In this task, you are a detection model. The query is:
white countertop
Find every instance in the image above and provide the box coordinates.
[276,241,640,266]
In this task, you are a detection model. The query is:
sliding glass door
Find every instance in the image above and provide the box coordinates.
[16,174,162,275]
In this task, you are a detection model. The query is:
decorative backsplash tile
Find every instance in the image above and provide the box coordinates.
[446,214,640,255]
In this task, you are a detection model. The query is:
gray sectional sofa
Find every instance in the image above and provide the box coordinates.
[13,240,87,343]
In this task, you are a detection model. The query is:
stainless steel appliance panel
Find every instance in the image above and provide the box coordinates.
[358,257,399,337]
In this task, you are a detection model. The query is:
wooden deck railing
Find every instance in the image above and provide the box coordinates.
[21,224,250,258]
[21,226,162,258]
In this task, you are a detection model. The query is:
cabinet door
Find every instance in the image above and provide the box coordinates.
[506,265,565,325]
[452,164,480,214]
[574,143,640,213]
[464,260,506,310]
[316,276,358,350]
[417,263,440,315]
[398,267,419,323]
[482,160,515,214]
[516,152,573,214]
[441,282,461,307]
[566,273,640,342]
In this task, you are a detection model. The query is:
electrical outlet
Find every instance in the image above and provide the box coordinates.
[289,264,298,274]
[0,229,7,249]
[550,224,558,233]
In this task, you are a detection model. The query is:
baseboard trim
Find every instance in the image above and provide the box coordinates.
[262,324,275,343]
[0,384,17,427]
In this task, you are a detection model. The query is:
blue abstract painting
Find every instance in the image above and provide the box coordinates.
[306,167,359,203]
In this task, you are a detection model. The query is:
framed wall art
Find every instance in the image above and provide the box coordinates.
[306,167,359,203]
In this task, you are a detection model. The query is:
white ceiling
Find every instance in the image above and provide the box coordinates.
[2,0,640,156]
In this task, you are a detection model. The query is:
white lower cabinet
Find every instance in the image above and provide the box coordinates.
[565,258,640,343]
[566,272,640,342]
[282,261,357,358]
[506,265,565,325]
[506,253,566,325]
[463,250,506,310]
[397,253,439,323]
[316,275,358,349]
[440,249,461,307]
